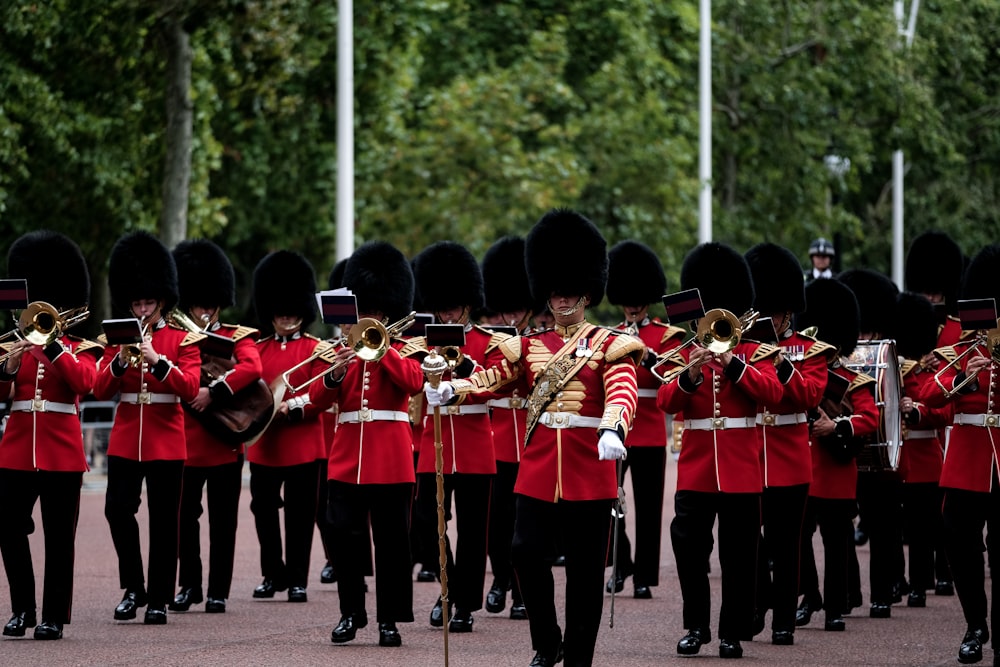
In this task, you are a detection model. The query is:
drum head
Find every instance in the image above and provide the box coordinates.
[846,340,903,471]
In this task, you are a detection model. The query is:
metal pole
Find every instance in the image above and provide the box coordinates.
[336,0,354,261]
[698,0,712,244]
[892,150,904,289]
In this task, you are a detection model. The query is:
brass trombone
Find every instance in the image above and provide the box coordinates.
[650,308,760,384]
[933,325,1000,397]
[0,301,90,363]
[120,317,154,367]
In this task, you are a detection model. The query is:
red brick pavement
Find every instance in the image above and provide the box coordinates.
[0,458,981,666]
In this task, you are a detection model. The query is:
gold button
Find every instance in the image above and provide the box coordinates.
[989,416,997,427]
[713,418,724,428]
[764,415,775,425]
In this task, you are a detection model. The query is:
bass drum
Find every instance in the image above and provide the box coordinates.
[844,339,902,472]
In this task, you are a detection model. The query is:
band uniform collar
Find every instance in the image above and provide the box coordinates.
[554,320,588,340]
[275,331,302,344]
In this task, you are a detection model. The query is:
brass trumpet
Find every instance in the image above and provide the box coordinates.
[0,301,90,363]
[933,325,1000,397]
[650,308,760,384]
[120,317,153,367]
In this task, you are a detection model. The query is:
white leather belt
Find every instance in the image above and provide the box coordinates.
[905,429,938,439]
[637,388,658,399]
[954,413,1000,427]
[684,416,756,431]
[120,392,180,405]
[755,412,808,427]
[539,412,602,429]
[10,399,77,415]
[487,397,527,410]
[427,404,490,417]
[338,409,409,424]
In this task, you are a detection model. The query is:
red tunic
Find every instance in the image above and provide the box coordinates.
[93,322,202,461]
[758,333,833,488]
[0,337,102,472]
[616,319,684,448]
[807,366,880,500]
[897,361,951,483]
[247,333,328,467]
[183,324,263,467]
[312,344,424,485]
[658,340,784,494]
[919,341,1000,492]
[449,322,642,502]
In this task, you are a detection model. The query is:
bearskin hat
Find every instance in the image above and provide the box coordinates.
[744,242,806,315]
[252,250,317,334]
[108,231,178,314]
[172,239,235,311]
[525,209,608,307]
[961,244,1000,307]
[412,241,484,314]
[906,231,963,313]
[482,236,533,314]
[890,292,939,361]
[837,268,899,337]
[680,242,754,316]
[7,230,90,310]
[606,240,666,307]
[796,278,860,357]
[328,257,349,290]
[343,241,414,323]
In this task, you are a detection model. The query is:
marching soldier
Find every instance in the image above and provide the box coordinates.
[906,230,966,348]
[316,241,424,647]
[658,242,783,660]
[95,231,202,625]
[169,239,264,614]
[795,277,879,633]
[0,231,102,640]
[408,240,498,633]
[745,242,834,645]
[603,240,684,599]
[424,209,642,667]
[481,236,533,620]
[918,245,1000,665]
[248,250,328,604]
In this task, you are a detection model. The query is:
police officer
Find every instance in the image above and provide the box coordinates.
[806,238,837,281]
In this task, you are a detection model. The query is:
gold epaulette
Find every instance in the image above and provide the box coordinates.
[655,323,687,345]
[959,328,977,341]
[218,323,260,342]
[497,335,522,363]
[475,324,513,354]
[399,337,428,359]
[934,345,960,364]
[72,338,106,356]
[605,333,646,365]
[750,343,781,363]
[804,339,838,361]
[303,332,323,342]
[901,359,919,378]
[181,332,206,346]
[96,333,108,346]
[0,342,15,355]
[849,370,876,392]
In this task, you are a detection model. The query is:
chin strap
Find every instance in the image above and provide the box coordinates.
[549,296,588,317]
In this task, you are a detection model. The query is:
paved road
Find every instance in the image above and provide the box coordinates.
[0,459,981,666]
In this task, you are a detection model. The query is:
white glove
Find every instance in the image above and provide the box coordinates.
[424,381,454,407]
[597,430,627,461]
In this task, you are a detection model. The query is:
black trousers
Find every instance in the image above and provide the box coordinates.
[942,485,1000,634]
[606,447,666,587]
[248,460,322,589]
[902,481,941,592]
[0,469,82,624]
[488,461,523,604]
[799,497,854,616]
[857,471,904,604]
[105,456,184,609]
[755,483,809,632]
[671,490,761,640]
[415,472,492,611]
[512,494,611,667]
[177,457,243,599]
[328,480,414,622]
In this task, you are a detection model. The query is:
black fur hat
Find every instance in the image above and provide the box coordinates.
[796,278,860,357]
[482,236,533,314]
[906,231,963,312]
[108,231,178,314]
[7,230,90,310]
[328,257,349,290]
[343,241,414,323]
[961,245,1000,315]
[412,241,484,313]
[837,268,899,337]
[525,208,608,307]
[890,292,939,360]
[680,242,754,315]
[606,240,666,307]
[173,239,235,311]
[745,242,806,315]
[252,250,317,334]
